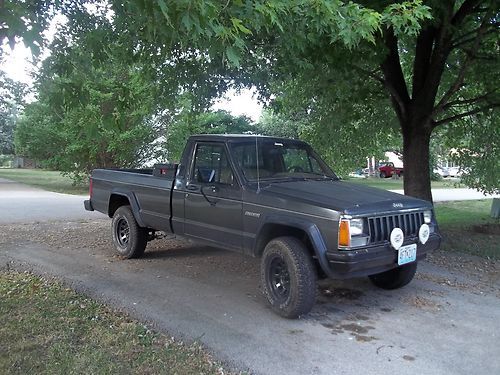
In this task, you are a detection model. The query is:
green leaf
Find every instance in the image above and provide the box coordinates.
[157,0,172,25]
[225,46,240,67]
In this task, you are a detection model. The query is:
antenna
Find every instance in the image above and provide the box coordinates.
[255,136,261,193]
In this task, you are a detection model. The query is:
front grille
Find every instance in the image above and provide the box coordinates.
[367,211,424,243]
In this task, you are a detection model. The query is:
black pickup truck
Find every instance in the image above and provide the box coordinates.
[85,135,440,318]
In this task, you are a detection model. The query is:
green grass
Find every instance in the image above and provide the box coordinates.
[0,270,228,375]
[0,169,88,195]
[347,177,464,190]
[435,199,499,259]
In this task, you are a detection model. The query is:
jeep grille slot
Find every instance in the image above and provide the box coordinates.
[368,212,424,243]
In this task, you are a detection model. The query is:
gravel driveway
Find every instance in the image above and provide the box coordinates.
[1,217,499,375]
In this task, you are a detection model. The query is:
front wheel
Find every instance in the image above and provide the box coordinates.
[369,262,417,290]
[261,237,317,318]
[111,205,147,259]
[379,172,386,178]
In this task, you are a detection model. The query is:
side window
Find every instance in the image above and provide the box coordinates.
[192,144,234,185]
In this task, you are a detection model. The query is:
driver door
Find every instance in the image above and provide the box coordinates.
[183,142,243,250]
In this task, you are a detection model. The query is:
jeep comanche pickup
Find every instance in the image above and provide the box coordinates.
[84,135,440,318]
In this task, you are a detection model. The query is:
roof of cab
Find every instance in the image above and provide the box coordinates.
[188,134,306,144]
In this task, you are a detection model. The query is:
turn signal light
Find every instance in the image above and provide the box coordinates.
[339,220,350,247]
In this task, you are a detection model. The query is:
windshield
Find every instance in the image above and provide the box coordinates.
[231,139,337,182]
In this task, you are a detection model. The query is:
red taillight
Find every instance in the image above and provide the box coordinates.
[89,178,93,197]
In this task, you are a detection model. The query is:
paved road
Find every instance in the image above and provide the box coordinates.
[1,222,499,375]
[0,178,105,223]
[1,178,499,375]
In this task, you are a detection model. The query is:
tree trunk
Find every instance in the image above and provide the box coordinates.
[402,125,433,202]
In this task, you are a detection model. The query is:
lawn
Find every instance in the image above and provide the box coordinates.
[0,168,88,195]
[0,270,227,375]
[347,176,464,190]
[435,199,499,259]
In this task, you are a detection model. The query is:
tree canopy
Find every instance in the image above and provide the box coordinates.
[8,0,500,198]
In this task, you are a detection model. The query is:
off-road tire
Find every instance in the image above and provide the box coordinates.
[261,237,317,318]
[111,205,147,259]
[369,262,417,290]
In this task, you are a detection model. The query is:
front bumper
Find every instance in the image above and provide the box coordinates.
[84,199,94,211]
[325,234,441,279]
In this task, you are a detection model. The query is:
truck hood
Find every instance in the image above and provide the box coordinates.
[260,180,432,215]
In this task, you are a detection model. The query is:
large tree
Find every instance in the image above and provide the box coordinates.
[113,0,499,201]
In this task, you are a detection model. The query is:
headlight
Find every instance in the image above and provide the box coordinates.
[423,210,432,223]
[349,218,364,236]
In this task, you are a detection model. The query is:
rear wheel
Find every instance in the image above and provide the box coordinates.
[379,172,386,178]
[111,205,147,258]
[369,262,417,290]
[261,237,317,318]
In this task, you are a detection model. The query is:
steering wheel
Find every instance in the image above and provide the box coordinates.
[287,165,305,173]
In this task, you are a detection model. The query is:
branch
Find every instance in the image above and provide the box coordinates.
[434,103,500,127]
[380,28,410,123]
[350,64,384,84]
[443,90,498,110]
[412,26,436,98]
[452,0,482,25]
[433,10,492,115]
[452,27,498,49]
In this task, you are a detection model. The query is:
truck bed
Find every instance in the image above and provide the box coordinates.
[90,165,177,233]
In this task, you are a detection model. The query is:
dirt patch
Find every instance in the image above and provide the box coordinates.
[425,249,499,294]
[317,285,364,301]
[321,321,378,342]
[404,295,441,311]
[473,223,500,235]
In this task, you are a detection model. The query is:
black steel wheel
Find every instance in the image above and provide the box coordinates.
[268,256,291,303]
[111,205,147,258]
[261,237,317,318]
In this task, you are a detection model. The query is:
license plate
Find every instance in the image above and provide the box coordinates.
[398,244,417,265]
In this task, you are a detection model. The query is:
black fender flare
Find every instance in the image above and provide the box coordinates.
[255,215,334,278]
[108,189,146,228]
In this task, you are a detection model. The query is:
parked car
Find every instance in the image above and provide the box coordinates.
[85,135,440,318]
[348,168,367,178]
[447,166,463,178]
[433,166,450,178]
[378,162,404,178]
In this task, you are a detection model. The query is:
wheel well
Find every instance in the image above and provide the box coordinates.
[256,224,315,258]
[108,194,130,217]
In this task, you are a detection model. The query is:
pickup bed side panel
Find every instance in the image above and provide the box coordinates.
[90,169,174,233]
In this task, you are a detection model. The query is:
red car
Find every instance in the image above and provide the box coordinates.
[378,162,404,178]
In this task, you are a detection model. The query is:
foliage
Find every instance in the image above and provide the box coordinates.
[110,0,500,200]
[444,113,499,194]
[113,0,432,66]
[256,110,303,139]
[0,0,86,56]
[8,0,500,198]
[15,10,160,182]
[0,71,25,155]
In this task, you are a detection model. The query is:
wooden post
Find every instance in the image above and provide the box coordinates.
[491,198,500,219]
